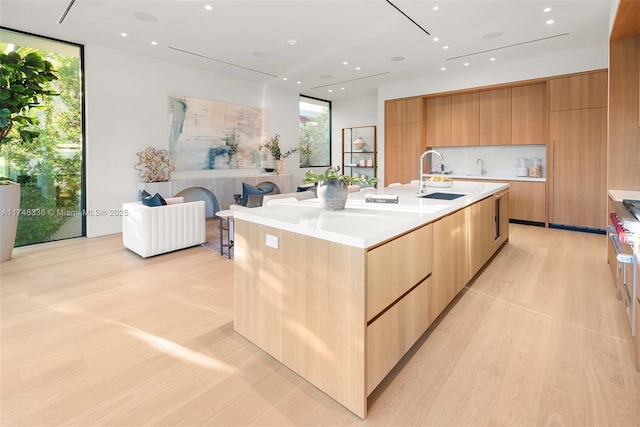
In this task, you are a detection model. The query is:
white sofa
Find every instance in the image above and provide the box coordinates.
[122,200,206,258]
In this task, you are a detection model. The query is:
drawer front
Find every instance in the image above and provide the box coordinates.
[366,224,432,321]
[367,276,431,395]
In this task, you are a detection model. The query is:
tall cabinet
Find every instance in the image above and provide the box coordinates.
[549,70,608,230]
[384,97,423,184]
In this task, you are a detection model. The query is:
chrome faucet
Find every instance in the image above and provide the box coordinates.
[419,149,445,194]
[476,158,486,175]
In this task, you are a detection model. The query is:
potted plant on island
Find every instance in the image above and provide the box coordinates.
[303,166,378,211]
[0,49,58,261]
[259,134,299,174]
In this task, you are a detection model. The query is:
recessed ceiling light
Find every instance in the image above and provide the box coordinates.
[151,41,158,45]
[433,6,439,11]
[433,37,439,42]
[546,19,554,25]
[443,46,449,50]
[343,61,348,65]
[341,87,345,90]
[133,12,157,22]
[286,39,298,46]
[356,67,361,70]
[482,32,503,40]
[328,89,333,93]
[120,33,127,37]
[440,67,446,71]
[390,56,405,62]
[490,57,496,61]
[320,74,331,79]
[464,62,469,66]
[544,7,551,12]
[204,5,213,10]
[282,77,288,81]
[297,81,301,84]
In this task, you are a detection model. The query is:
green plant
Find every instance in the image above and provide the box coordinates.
[303,166,378,186]
[260,134,299,160]
[0,50,59,148]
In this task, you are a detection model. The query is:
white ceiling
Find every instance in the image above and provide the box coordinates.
[0,0,614,101]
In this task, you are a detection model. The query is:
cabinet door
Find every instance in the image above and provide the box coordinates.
[431,208,471,317]
[511,83,547,145]
[549,71,608,111]
[366,224,432,321]
[509,181,546,223]
[550,108,607,229]
[468,196,495,276]
[385,97,423,125]
[384,122,422,185]
[426,96,452,147]
[479,88,511,145]
[451,92,479,146]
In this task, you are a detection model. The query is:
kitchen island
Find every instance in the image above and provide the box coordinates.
[233,181,509,418]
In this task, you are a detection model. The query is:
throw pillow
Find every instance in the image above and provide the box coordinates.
[141,193,167,207]
[140,189,152,200]
[164,197,184,205]
[241,182,275,206]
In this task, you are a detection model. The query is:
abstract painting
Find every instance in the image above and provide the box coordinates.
[168,94,266,171]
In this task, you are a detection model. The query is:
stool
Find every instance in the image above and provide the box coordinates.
[216,209,234,258]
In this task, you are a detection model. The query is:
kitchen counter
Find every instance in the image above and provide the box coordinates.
[426,173,545,182]
[232,181,509,248]
[608,189,640,202]
[233,180,510,418]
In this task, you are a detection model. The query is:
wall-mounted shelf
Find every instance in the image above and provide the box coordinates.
[342,126,377,186]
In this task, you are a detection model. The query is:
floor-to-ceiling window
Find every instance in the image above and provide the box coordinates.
[0,28,84,246]
[299,96,331,168]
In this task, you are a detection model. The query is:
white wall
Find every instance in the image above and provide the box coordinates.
[331,94,379,172]
[84,44,301,237]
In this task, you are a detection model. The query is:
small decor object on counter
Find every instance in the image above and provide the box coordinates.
[365,193,398,204]
[260,134,299,175]
[529,157,542,178]
[517,157,529,177]
[304,166,378,211]
[425,176,453,188]
[134,147,176,182]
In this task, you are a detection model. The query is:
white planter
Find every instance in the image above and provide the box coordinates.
[0,183,20,262]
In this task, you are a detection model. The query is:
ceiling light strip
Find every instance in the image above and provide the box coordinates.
[58,0,78,24]
[385,0,431,36]
[447,33,569,60]
[169,47,279,78]
[310,72,390,89]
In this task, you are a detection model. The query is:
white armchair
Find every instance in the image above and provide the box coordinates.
[122,200,206,258]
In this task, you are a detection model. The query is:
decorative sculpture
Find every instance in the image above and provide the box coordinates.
[134,147,176,182]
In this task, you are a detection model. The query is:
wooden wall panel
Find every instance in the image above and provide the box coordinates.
[609,35,640,191]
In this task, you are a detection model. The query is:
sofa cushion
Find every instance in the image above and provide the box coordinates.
[242,182,275,206]
[164,197,184,205]
[141,193,167,207]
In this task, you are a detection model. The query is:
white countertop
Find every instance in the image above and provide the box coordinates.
[608,189,640,202]
[426,173,545,183]
[233,181,509,248]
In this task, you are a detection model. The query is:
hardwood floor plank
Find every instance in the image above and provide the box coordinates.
[1,223,638,426]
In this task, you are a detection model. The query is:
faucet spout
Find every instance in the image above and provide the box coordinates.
[419,149,445,194]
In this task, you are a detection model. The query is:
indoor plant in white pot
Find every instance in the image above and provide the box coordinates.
[303,166,377,211]
[0,49,58,261]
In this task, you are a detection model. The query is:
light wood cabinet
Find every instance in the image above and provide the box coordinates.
[469,196,496,276]
[636,298,640,372]
[451,92,479,146]
[432,208,472,316]
[511,83,547,145]
[367,276,431,394]
[509,181,546,223]
[479,88,512,145]
[607,196,620,286]
[550,107,607,229]
[384,122,422,185]
[549,71,608,111]
[385,97,423,125]
[366,224,432,321]
[426,96,452,146]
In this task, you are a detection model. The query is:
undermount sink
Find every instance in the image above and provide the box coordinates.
[419,192,466,200]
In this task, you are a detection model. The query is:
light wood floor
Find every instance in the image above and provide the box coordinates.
[1,222,639,426]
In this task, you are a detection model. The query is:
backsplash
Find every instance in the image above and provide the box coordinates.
[430,145,547,177]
